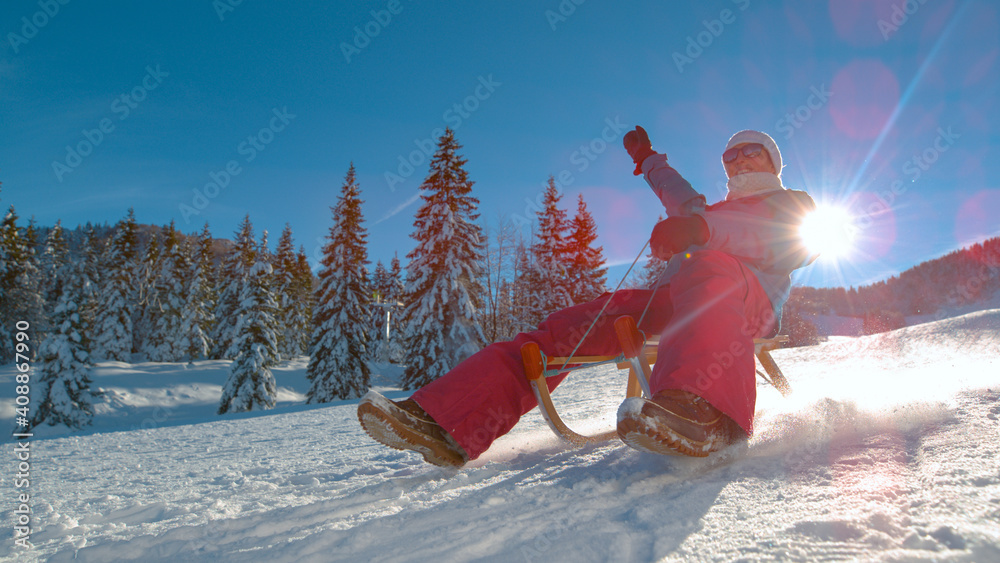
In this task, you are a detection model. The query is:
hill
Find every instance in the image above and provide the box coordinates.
[783,236,1000,342]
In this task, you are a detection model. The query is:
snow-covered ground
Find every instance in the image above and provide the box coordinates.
[2,310,999,562]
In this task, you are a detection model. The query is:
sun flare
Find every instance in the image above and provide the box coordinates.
[800,204,856,261]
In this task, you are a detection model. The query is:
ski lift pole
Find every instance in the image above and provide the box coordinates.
[370,301,404,340]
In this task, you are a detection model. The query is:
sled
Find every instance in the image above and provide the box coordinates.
[520,315,791,446]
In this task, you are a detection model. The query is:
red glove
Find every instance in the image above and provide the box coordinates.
[649,215,709,260]
[623,125,656,176]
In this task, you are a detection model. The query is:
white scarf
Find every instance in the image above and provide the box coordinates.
[725,172,784,201]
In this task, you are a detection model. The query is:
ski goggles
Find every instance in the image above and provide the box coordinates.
[722,143,765,163]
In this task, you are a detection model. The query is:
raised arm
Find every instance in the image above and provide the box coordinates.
[623,125,706,217]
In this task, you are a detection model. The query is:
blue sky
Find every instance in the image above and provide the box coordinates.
[2,0,998,290]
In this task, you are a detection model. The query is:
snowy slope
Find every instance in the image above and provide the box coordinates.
[2,311,999,562]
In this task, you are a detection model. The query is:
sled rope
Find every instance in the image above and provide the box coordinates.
[558,240,655,372]
[636,282,660,332]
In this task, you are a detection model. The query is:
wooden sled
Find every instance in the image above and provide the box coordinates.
[520,315,791,446]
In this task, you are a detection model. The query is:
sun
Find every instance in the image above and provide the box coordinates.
[799,204,856,261]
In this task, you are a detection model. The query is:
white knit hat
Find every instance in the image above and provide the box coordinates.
[724,130,782,178]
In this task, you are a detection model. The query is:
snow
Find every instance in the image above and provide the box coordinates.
[2,312,999,562]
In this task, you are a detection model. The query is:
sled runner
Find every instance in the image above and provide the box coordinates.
[520,315,791,446]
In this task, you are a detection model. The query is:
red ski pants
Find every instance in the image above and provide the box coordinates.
[411,250,777,460]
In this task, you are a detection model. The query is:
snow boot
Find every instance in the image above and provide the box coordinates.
[357,390,468,468]
[616,389,744,457]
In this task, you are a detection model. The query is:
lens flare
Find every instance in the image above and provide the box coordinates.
[800,204,856,261]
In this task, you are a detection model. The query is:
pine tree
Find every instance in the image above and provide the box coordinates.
[290,246,314,357]
[522,176,572,328]
[0,206,11,359]
[368,260,391,362]
[381,254,406,363]
[399,130,486,389]
[31,258,96,429]
[259,229,271,263]
[307,164,372,402]
[217,240,280,414]
[39,220,71,325]
[76,226,103,333]
[179,224,216,361]
[565,194,607,304]
[133,231,163,357]
[367,256,408,363]
[372,261,390,298]
[212,216,257,359]
[92,209,139,362]
[145,222,191,361]
[22,221,46,340]
[273,224,308,359]
[0,206,45,361]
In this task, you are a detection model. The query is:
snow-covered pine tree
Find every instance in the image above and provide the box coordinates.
[522,176,572,328]
[91,209,139,362]
[384,254,407,362]
[0,206,11,359]
[145,222,191,362]
[0,205,46,361]
[31,257,96,429]
[22,221,46,338]
[259,229,270,262]
[76,226,103,332]
[371,260,390,299]
[306,164,372,402]
[366,256,407,363]
[212,216,257,359]
[218,237,280,414]
[372,254,407,363]
[132,231,163,358]
[565,194,608,304]
[222,226,271,361]
[290,246,314,356]
[179,224,216,361]
[272,224,306,359]
[399,129,486,390]
[387,255,405,301]
[39,220,71,325]
[368,260,391,362]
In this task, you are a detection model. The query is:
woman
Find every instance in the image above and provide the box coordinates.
[358,127,816,467]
